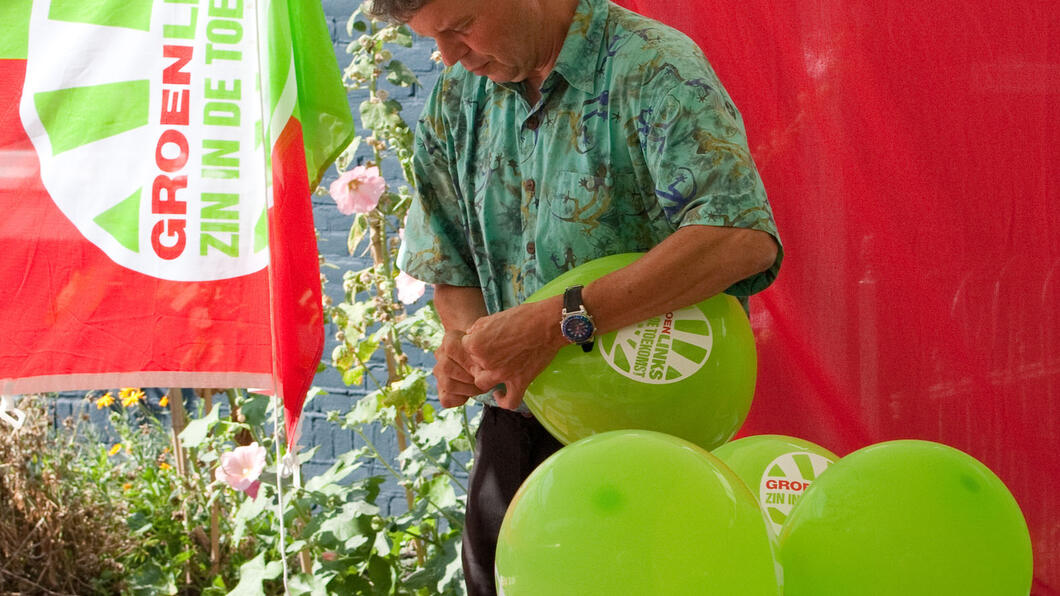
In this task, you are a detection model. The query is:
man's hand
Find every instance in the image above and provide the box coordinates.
[461,298,566,410]
[434,329,485,408]
[432,285,491,408]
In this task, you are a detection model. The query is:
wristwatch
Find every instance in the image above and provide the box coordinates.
[560,285,595,352]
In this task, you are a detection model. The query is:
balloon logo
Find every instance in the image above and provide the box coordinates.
[523,253,758,451]
[713,435,838,538]
[597,305,713,384]
[758,451,833,535]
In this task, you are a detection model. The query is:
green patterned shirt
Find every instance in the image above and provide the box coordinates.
[399,0,782,316]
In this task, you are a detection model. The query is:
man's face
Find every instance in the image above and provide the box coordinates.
[407,0,548,84]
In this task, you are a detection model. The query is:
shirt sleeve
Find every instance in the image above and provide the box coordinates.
[636,72,783,297]
[397,97,480,288]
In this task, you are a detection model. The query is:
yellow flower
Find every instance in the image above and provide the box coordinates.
[108,443,122,456]
[119,387,145,407]
[96,392,115,409]
[159,395,169,408]
[122,482,133,491]
[158,461,171,471]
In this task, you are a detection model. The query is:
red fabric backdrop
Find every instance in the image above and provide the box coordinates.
[615,0,1059,592]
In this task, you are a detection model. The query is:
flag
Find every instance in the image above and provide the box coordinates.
[0,0,353,447]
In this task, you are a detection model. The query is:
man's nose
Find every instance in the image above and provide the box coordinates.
[435,36,467,67]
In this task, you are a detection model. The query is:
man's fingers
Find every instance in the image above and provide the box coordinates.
[493,380,526,411]
[472,369,502,393]
[439,393,471,409]
[441,379,482,396]
[459,333,481,365]
[442,357,476,383]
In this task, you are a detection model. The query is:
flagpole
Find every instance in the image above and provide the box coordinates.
[252,0,291,591]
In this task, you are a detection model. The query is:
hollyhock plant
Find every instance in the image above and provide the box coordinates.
[396,271,426,304]
[215,442,267,499]
[329,164,386,215]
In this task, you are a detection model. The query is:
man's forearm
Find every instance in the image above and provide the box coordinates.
[581,225,778,336]
[434,284,489,333]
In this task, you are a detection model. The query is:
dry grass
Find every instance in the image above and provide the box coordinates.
[0,398,133,595]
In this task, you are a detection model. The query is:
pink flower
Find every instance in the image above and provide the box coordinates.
[396,271,426,304]
[329,164,386,215]
[215,442,267,498]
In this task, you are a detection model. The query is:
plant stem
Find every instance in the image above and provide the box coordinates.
[397,410,466,493]
[352,427,403,482]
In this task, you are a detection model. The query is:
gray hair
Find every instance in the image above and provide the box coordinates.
[363,0,433,23]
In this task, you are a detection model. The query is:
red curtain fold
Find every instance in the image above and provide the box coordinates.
[616,0,1059,591]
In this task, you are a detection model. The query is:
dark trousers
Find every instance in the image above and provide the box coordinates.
[462,406,564,596]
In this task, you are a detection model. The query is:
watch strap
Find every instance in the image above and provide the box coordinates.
[562,285,594,352]
[563,285,584,314]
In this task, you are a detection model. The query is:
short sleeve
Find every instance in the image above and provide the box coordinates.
[636,74,783,296]
[397,110,479,287]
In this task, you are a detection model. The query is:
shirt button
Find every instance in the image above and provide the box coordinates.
[523,179,536,193]
[526,241,536,255]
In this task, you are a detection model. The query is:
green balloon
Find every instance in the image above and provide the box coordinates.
[713,435,839,538]
[495,430,782,596]
[779,440,1033,596]
[524,253,757,451]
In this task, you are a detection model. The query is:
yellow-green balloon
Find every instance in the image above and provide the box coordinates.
[779,440,1033,596]
[524,253,757,451]
[495,430,782,596]
[713,435,838,539]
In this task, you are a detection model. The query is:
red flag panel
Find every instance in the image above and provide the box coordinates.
[0,58,274,394]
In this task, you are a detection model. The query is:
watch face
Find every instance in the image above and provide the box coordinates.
[562,314,594,343]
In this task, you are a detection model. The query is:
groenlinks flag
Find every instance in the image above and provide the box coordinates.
[0,0,354,446]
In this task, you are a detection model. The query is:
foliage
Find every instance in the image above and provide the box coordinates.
[0,397,131,594]
[309,3,475,593]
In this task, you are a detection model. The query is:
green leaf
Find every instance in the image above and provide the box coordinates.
[423,475,458,510]
[404,538,463,593]
[385,60,419,87]
[382,369,428,410]
[239,392,270,428]
[345,14,359,37]
[346,389,384,426]
[395,304,444,351]
[127,559,178,596]
[366,555,394,595]
[333,343,354,370]
[348,213,369,255]
[232,490,269,545]
[340,300,373,337]
[415,410,465,449]
[128,510,153,534]
[356,337,380,364]
[343,366,365,387]
[359,98,405,134]
[359,99,389,131]
[178,403,220,448]
[318,502,373,545]
[288,573,331,596]
[393,25,414,47]
[304,450,365,492]
[227,552,270,596]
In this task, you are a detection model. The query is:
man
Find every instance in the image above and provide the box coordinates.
[372,0,782,593]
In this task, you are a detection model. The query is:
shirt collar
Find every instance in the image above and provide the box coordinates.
[550,0,608,94]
